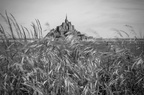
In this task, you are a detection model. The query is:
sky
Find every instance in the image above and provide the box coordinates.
[0,0,144,38]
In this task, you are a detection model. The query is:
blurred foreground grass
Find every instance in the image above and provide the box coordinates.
[0,12,144,95]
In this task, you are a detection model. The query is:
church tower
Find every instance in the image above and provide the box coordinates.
[65,14,68,23]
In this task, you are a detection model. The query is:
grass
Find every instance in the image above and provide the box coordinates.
[0,12,144,95]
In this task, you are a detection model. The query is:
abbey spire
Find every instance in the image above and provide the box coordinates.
[65,14,68,23]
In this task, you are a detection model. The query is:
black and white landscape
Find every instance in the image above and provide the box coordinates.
[0,0,144,95]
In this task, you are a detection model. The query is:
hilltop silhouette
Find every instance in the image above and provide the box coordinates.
[45,16,94,41]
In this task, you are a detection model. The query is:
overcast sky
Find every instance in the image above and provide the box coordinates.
[0,0,144,38]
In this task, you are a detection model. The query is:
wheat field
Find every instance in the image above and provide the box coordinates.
[0,12,144,95]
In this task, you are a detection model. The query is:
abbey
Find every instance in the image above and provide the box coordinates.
[57,15,75,32]
[45,16,92,40]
